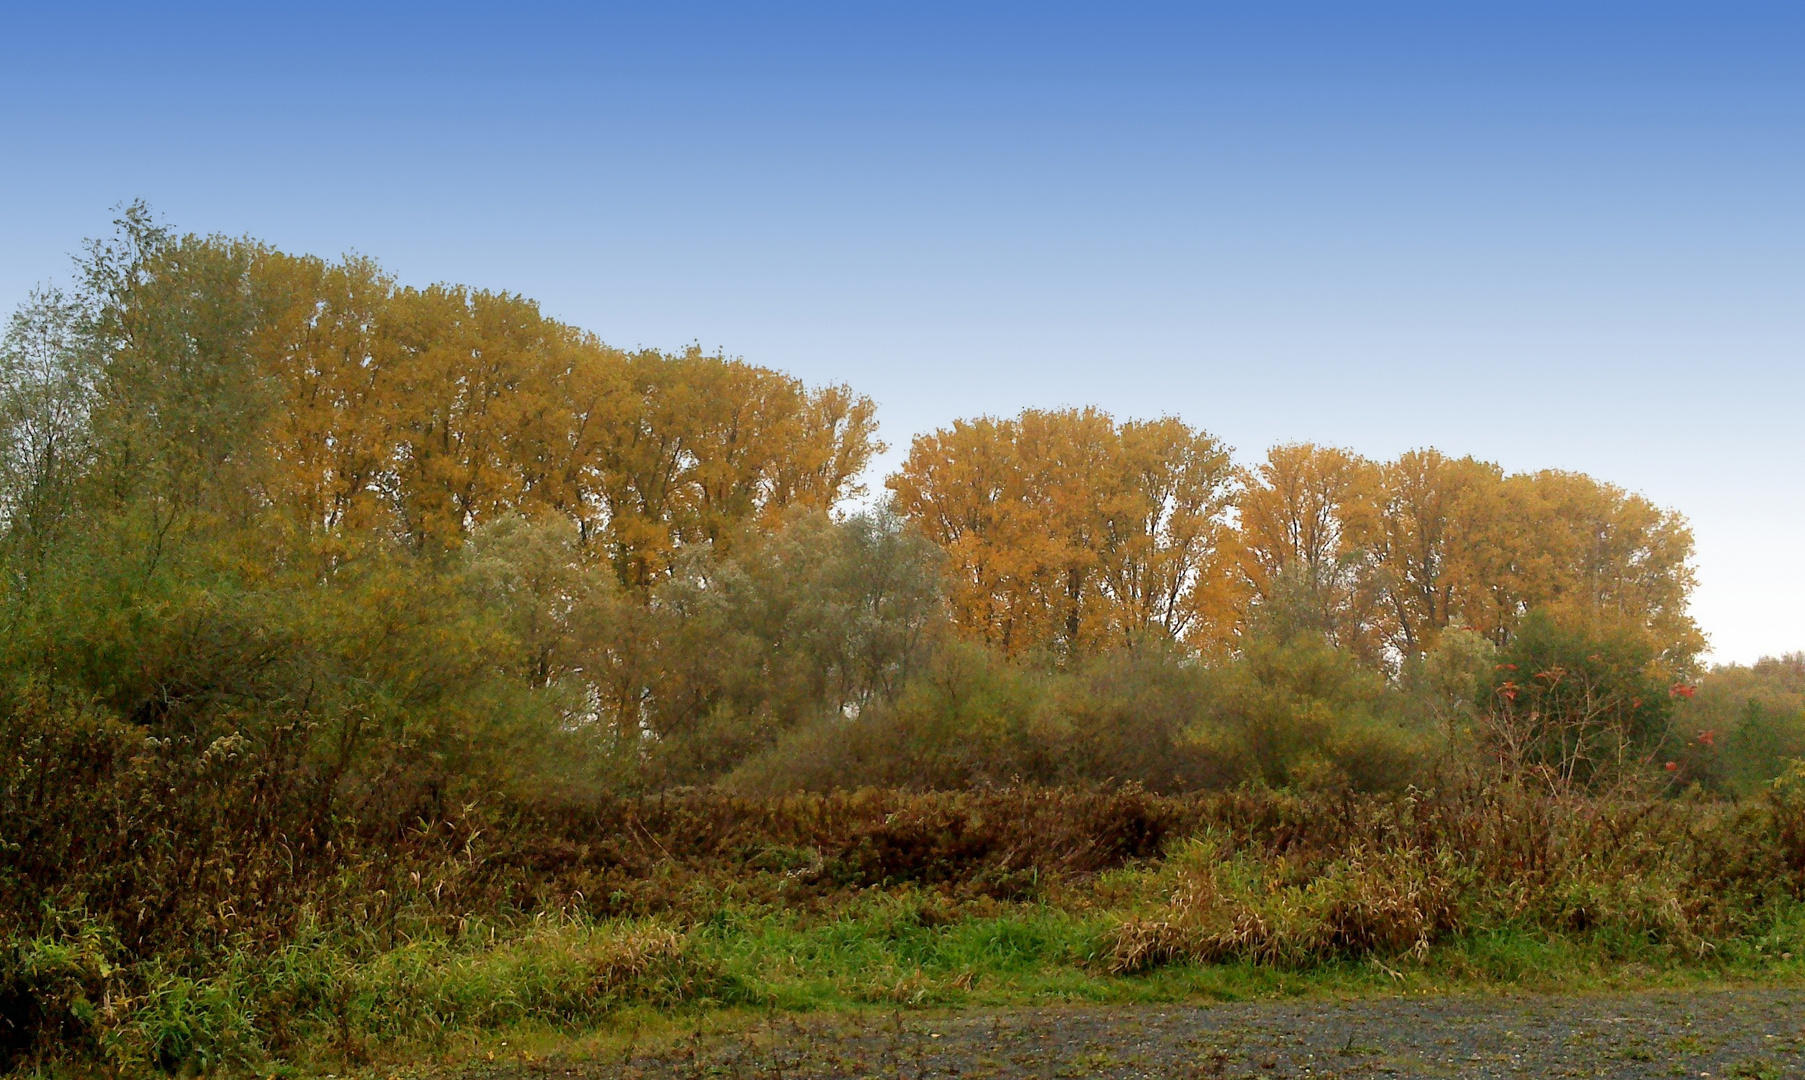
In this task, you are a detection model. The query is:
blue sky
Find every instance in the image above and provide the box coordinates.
[2,2,1801,661]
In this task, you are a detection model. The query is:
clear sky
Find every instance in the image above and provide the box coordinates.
[2,2,1800,662]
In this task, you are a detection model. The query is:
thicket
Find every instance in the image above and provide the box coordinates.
[2,209,1802,1074]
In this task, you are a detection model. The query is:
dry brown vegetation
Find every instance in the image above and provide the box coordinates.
[8,757,1805,1067]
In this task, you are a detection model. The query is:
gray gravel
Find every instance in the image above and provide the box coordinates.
[458,987,1805,1079]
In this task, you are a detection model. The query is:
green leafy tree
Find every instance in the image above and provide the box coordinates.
[1667,654,1805,793]
[635,507,947,784]
[1478,611,1671,793]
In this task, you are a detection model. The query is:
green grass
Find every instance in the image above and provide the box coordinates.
[77,890,1802,1078]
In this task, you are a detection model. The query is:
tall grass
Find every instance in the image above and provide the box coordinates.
[4,780,1805,1074]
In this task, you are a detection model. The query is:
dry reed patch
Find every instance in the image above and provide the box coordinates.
[1108,841,1460,973]
[586,924,689,997]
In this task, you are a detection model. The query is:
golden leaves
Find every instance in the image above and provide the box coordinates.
[165,239,1697,667]
[888,408,1238,658]
[900,424,1701,668]
[1235,444,1701,664]
[241,252,879,585]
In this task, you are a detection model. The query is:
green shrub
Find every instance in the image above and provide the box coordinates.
[0,919,118,1071]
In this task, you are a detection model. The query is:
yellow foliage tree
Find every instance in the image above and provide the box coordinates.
[1361,455,1701,666]
[1234,443,1382,654]
[1231,442,1702,667]
[586,347,878,588]
[1365,449,1502,656]
[1466,469,1701,663]
[240,249,878,584]
[888,408,1237,658]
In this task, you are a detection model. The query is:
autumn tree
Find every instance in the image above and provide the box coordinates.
[889,408,1237,659]
[0,208,891,804]
[1519,470,1701,664]
[1095,417,1241,649]
[1234,443,1381,656]
[1236,445,1703,672]
[1418,467,1701,666]
[585,347,878,589]
[0,206,1709,800]
[1364,450,1501,658]
[211,247,880,584]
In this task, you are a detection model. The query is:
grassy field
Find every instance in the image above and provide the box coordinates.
[9,783,1805,1076]
[52,847,1804,1076]
[134,898,1805,1076]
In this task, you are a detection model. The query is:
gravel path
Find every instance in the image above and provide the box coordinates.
[457,988,1805,1079]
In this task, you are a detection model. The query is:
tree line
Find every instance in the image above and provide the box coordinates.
[0,209,1789,817]
[893,414,1698,666]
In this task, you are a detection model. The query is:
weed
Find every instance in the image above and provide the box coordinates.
[3,783,1805,1073]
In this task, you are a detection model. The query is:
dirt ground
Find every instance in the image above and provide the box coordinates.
[451,987,1805,1079]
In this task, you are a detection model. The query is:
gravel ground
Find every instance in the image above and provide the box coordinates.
[453,988,1805,1079]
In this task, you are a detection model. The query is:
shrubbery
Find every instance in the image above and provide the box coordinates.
[3,783,1805,1072]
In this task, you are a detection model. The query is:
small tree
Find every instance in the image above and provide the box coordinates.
[1478,611,1670,794]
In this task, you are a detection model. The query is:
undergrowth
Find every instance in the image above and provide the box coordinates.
[5,781,1805,1075]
